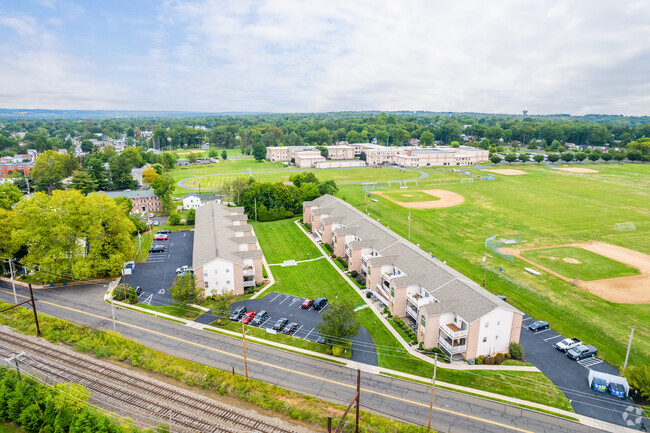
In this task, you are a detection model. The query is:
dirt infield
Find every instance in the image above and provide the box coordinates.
[375,189,465,209]
[503,242,650,304]
[485,169,528,176]
[558,167,598,173]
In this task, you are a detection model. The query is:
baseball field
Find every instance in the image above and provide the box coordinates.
[335,163,650,368]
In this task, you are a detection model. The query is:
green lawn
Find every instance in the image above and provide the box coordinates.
[380,190,441,202]
[135,303,203,320]
[251,218,322,264]
[338,163,650,368]
[522,246,641,281]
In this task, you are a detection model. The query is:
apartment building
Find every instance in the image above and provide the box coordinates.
[303,195,523,360]
[266,145,354,167]
[0,162,33,178]
[193,203,264,296]
[100,189,161,213]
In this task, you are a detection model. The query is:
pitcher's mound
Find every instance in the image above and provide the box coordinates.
[485,169,527,176]
[563,258,582,264]
[558,168,598,173]
[375,190,464,209]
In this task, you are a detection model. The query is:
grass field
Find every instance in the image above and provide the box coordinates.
[521,246,641,280]
[337,163,650,368]
[135,303,203,320]
[251,218,322,264]
[380,190,441,202]
[0,423,21,433]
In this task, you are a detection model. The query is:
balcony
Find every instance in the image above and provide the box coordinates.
[243,267,255,277]
[440,322,468,339]
[438,336,466,354]
[376,283,390,301]
[360,260,367,273]
[382,269,404,281]
[406,291,434,308]
[405,304,418,320]
[243,279,256,288]
[361,251,379,262]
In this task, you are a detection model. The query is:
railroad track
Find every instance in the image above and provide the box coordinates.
[0,329,298,433]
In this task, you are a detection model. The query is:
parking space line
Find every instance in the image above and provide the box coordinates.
[543,334,563,341]
[319,304,329,313]
[269,294,281,302]
[288,298,299,307]
[522,317,534,322]
[142,294,153,305]
[259,318,270,327]
[533,329,551,335]
[304,327,314,340]
[294,325,303,335]
[278,296,290,305]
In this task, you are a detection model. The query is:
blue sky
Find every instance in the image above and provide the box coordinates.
[1,0,649,115]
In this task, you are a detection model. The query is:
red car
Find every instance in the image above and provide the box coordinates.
[154,234,168,241]
[301,299,314,309]
[241,311,256,324]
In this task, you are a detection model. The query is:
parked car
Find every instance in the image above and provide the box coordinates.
[241,311,256,324]
[153,220,160,226]
[251,310,268,326]
[230,306,247,321]
[157,229,171,235]
[528,320,549,332]
[301,299,314,309]
[567,344,598,360]
[591,377,607,393]
[154,234,168,241]
[149,213,154,218]
[313,297,328,310]
[135,286,142,296]
[273,318,288,331]
[176,265,193,274]
[149,245,165,253]
[555,338,582,352]
[282,322,298,335]
[608,382,626,398]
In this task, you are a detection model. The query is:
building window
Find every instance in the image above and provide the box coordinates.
[204,282,209,288]
[226,280,230,285]
[204,272,208,277]
[482,337,487,343]
[420,315,426,327]
[484,322,489,328]
[495,335,499,340]
[214,269,218,273]
[226,269,230,273]
[497,321,500,326]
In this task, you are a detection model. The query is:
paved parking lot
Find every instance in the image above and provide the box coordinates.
[197,292,378,366]
[124,230,194,306]
[520,314,647,429]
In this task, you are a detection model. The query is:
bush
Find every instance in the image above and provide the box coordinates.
[418,342,424,351]
[112,284,130,301]
[494,353,505,365]
[475,358,483,365]
[322,243,333,254]
[509,342,524,360]
[168,211,181,225]
[505,353,512,359]
[355,274,366,286]
[350,270,358,278]
[332,346,343,357]
[484,356,495,365]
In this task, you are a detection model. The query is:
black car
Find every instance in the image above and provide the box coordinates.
[528,320,549,332]
[230,306,247,321]
[149,245,165,253]
[135,286,143,295]
[157,229,171,235]
[251,310,268,326]
[282,322,298,335]
[273,318,288,331]
[313,297,328,310]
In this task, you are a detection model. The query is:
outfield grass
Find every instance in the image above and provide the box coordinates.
[380,190,441,202]
[338,163,650,368]
[522,246,641,280]
[251,218,322,264]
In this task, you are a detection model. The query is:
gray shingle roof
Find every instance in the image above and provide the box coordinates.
[99,189,157,200]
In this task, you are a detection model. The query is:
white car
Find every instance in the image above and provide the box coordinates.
[176,265,193,274]
[149,213,154,218]
[153,220,160,226]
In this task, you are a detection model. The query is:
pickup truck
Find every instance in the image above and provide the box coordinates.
[567,344,598,360]
[555,337,581,352]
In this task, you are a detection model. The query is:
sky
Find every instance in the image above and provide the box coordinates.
[0,0,649,115]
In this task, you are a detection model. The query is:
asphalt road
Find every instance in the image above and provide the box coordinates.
[520,315,647,429]
[0,282,609,433]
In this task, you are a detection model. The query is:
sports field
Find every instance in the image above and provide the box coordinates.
[337,163,650,368]
[379,191,440,202]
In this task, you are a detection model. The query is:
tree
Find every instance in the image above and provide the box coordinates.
[170,274,203,308]
[152,173,176,210]
[142,165,159,185]
[601,152,613,162]
[624,364,650,399]
[509,342,524,359]
[186,208,196,225]
[0,183,22,210]
[189,153,198,164]
[560,152,574,162]
[626,149,642,161]
[359,151,366,161]
[490,155,501,164]
[84,154,109,191]
[252,142,266,161]
[210,290,235,325]
[504,154,517,164]
[208,149,218,158]
[316,299,360,354]
[80,139,94,153]
[221,150,228,160]
[108,154,137,190]
[168,210,181,225]
[419,130,435,146]
[69,170,98,195]
[533,154,545,163]
[575,152,587,162]
[613,151,626,162]
[547,153,560,163]
[31,150,80,193]
[121,146,144,168]
[588,152,600,162]
[318,180,339,196]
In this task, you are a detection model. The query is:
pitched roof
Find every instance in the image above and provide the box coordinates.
[99,189,157,200]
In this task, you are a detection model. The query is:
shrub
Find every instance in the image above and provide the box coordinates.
[505,353,512,359]
[332,346,343,357]
[418,342,424,351]
[478,355,486,360]
[509,342,524,360]
[475,358,483,365]
[484,356,495,365]
[112,284,130,301]
[322,244,333,254]
[350,270,358,278]
[355,274,366,286]
[494,353,505,365]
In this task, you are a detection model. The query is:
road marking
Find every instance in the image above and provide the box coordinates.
[294,325,303,335]
[278,296,290,305]
[522,317,534,322]
[288,298,299,307]
[543,334,563,341]
[269,293,281,303]
[1,289,534,433]
[533,329,551,335]
[578,358,603,368]
[142,294,153,305]
[303,327,314,340]
[319,304,329,313]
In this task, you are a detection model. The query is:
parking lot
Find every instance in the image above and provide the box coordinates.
[520,315,647,429]
[124,230,194,306]
[196,292,378,365]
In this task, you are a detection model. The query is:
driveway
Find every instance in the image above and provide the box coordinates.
[124,230,194,306]
[520,315,647,429]
[196,292,378,365]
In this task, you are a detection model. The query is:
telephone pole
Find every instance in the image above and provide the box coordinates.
[6,258,17,304]
[254,198,257,222]
[4,352,25,382]
[427,355,438,431]
[623,327,635,370]
[241,322,249,379]
[28,284,41,337]
[111,299,116,332]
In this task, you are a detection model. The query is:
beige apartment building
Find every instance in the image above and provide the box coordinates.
[303,195,523,360]
[193,203,264,296]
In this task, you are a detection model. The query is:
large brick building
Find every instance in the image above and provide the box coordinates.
[100,189,162,213]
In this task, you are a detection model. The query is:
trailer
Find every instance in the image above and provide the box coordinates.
[588,370,629,398]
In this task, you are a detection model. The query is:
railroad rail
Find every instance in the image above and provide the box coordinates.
[0,328,298,433]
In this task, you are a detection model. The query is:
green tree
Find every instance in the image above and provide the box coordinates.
[547,154,560,163]
[613,151,626,162]
[504,154,517,164]
[624,364,650,399]
[69,170,98,195]
[80,139,94,153]
[142,165,159,185]
[210,290,235,324]
[121,146,144,168]
[0,183,22,210]
[31,150,81,193]
[588,152,600,162]
[108,154,137,190]
[189,153,198,164]
[221,150,228,160]
[533,154,544,163]
[186,208,196,225]
[318,180,339,196]
[575,152,587,162]
[560,152,574,162]
[316,299,360,354]
[170,274,203,307]
[601,152,613,162]
[252,142,266,161]
[489,155,501,164]
[168,210,181,225]
[208,149,218,158]
[152,173,176,210]
[84,154,109,190]
[419,130,435,146]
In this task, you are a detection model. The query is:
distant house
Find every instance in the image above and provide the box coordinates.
[0,162,33,178]
[99,189,161,213]
[183,193,204,210]
[131,164,151,186]
[202,143,210,150]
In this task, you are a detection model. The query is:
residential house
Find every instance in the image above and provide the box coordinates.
[183,193,204,210]
[99,189,161,213]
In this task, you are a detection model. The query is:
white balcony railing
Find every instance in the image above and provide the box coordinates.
[382,271,403,281]
[405,305,418,320]
[376,283,390,300]
[438,337,466,354]
[406,292,433,308]
[360,262,367,273]
[440,323,468,339]
[243,267,255,276]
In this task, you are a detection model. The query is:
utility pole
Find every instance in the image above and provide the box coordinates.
[241,322,249,379]
[427,355,438,431]
[254,198,257,222]
[28,284,41,337]
[482,252,487,287]
[408,212,411,240]
[4,352,24,382]
[7,258,17,304]
[623,327,635,370]
[111,299,116,332]
[355,368,360,433]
